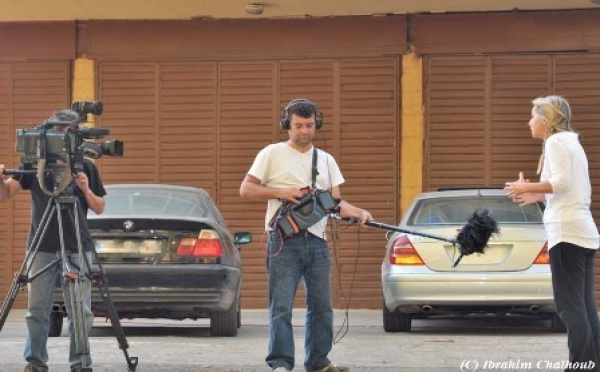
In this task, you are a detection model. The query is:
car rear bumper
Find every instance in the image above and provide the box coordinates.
[382,268,554,313]
[54,264,241,317]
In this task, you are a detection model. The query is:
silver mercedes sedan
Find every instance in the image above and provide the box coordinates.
[382,188,564,333]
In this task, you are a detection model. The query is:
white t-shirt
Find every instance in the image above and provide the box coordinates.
[247,142,345,238]
[541,132,599,250]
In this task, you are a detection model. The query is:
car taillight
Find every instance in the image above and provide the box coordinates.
[533,242,549,264]
[390,235,424,265]
[176,229,224,258]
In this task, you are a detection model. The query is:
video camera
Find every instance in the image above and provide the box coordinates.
[15,101,123,173]
[10,101,123,196]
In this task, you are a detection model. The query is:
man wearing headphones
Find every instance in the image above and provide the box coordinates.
[240,98,373,372]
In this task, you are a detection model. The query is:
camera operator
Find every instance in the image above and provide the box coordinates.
[0,109,106,372]
[240,98,373,372]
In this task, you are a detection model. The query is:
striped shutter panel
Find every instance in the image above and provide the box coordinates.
[337,58,399,308]
[98,63,158,183]
[489,56,551,185]
[426,56,551,189]
[218,61,277,308]
[98,62,219,190]
[0,61,70,306]
[425,57,487,189]
[158,63,217,191]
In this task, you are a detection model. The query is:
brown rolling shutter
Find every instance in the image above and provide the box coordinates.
[426,54,600,202]
[97,63,159,183]
[489,56,551,185]
[98,62,218,191]
[425,57,487,189]
[336,58,399,308]
[0,61,70,307]
[158,63,218,191]
[217,61,277,308]
[426,56,552,189]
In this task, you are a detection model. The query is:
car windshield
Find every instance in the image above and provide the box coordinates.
[102,188,207,218]
[409,196,543,225]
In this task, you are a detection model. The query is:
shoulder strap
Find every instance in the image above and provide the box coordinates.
[311,147,319,189]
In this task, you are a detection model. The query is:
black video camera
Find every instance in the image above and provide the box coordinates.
[11,101,123,196]
[15,101,123,173]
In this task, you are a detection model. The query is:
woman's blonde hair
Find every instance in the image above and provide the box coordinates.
[532,95,573,174]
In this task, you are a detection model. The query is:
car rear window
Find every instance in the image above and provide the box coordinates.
[409,196,543,225]
[103,189,206,218]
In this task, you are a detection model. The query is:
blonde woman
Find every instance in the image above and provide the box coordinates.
[505,95,600,370]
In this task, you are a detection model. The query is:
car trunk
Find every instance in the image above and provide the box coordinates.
[89,218,218,264]
[409,226,547,272]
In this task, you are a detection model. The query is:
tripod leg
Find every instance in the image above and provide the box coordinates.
[0,272,28,332]
[88,251,138,371]
[95,282,139,371]
[64,264,92,370]
[0,200,57,333]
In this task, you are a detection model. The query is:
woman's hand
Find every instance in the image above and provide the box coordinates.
[504,171,529,199]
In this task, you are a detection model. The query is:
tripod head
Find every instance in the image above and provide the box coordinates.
[4,160,74,197]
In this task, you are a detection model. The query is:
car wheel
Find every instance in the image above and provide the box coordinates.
[550,312,566,333]
[382,300,411,332]
[48,310,64,337]
[210,296,238,337]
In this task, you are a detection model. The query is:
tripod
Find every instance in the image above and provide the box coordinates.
[0,179,138,371]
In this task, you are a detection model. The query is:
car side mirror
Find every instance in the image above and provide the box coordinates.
[234,232,252,245]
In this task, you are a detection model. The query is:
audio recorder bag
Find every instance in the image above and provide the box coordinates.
[269,148,340,239]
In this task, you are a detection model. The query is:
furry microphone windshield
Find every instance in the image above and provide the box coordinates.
[452,209,499,267]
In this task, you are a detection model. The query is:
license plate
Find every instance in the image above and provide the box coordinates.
[95,239,164,254]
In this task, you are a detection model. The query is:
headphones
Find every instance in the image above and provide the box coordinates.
[280,98,323,130]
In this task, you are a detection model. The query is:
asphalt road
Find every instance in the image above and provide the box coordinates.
[0,308,570,372]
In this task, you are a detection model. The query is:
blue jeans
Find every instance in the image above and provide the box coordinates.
[265,231,333,372]
[550,242,600,371]
[24,251,94,371]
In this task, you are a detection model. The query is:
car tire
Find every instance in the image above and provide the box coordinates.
[237,296,242,329]
[382,300,411,332]
[49,310,64,337]
[210,296,238,337]
[550,312,566,333]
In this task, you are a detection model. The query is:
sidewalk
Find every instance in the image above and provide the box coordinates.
[1,308,568,371]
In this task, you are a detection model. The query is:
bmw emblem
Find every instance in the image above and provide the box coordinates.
[123,220,135,232]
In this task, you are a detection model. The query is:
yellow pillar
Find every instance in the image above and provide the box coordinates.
[72,58,96,125]
[400,53,424,216]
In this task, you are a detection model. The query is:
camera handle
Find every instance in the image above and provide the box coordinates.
[2,169,37,175]
[1,160,74,197]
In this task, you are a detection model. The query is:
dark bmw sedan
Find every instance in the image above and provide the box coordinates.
[50,184,251,337]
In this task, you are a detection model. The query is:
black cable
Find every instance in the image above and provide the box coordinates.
[321,134,360,344]
[331,217,360,344]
